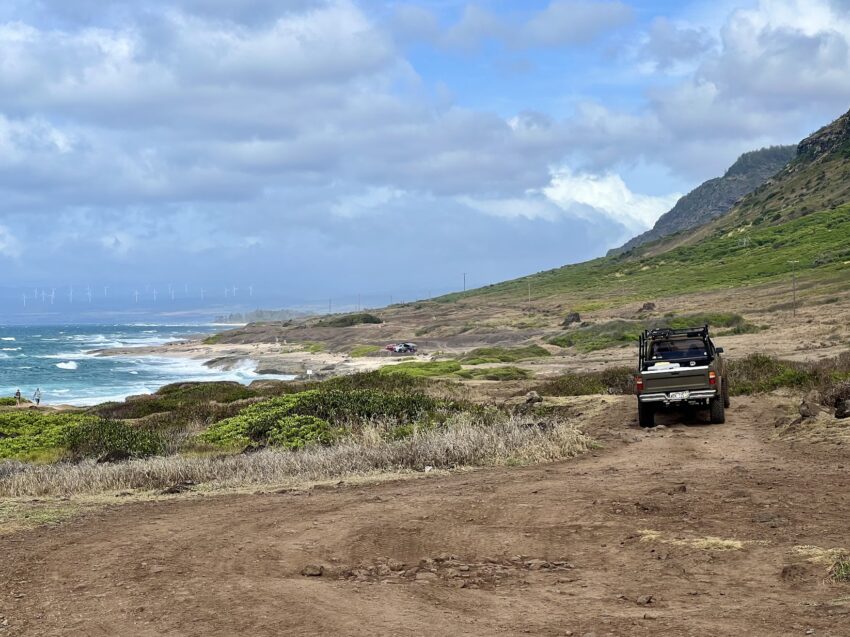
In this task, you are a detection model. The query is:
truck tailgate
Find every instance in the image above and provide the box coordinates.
[643,366,710,393]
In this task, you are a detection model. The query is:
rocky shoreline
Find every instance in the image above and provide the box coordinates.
[90,339,410,381]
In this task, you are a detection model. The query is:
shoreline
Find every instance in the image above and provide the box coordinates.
[90,338,414,382]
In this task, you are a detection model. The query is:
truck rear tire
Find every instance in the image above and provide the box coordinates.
[638,402,655,428]
[710,397,726,424]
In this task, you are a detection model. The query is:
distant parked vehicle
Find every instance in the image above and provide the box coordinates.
[386,342,417,354]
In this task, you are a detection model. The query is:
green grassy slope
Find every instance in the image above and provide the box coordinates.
[438,204,850,305]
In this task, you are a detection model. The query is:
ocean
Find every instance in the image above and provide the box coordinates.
[0,324,278,406]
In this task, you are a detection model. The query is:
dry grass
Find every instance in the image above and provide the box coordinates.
[639,529,745,551]
[0,413,594,498]
[793,545,850,582]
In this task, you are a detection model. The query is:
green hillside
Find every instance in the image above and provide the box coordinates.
[439,108,850,308]
[439,204,850,306]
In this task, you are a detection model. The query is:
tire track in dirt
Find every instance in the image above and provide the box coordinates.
[1,396,848,636]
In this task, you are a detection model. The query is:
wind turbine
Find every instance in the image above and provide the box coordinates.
[224,287,229,299]
[22,294,26,308]
[50,288,55,305]
[86,285,92,303]
[249,285,253,298]
[152,288,158,303]
[200,288,205,301]
[104,286,108,298]
[41,290,46,303]
[134,290,139,303]
[69,286,74,304]
[232,286,237,297]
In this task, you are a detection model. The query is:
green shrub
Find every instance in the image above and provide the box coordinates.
[0,411,99,460]
[533,367,634,396]
[350,345,381,358]
[459,345,551,365]
[303,341,326,353]
[92,381,257,420]
[63,419,165,461]
[203,334,223,344]
[315,313,383,328]
[0,397,19,406]
[726,354,815,395]
[549,314,757,352]
[201,388,450,449]
[455,366,531,381]
[380,361,463,377]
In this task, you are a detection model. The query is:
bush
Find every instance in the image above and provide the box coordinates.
[0,397,20,406]
[315,313,383,328]
[201,388,450,449]
[350,345,381,358]
[549,314,757,352]
[63,419,165,461]
[91,381,259,420]
[0,411,98,461]
[533,367,635,396]
[380,361,463,378]
[727,352,850,400]
[455,366,531,381]
[459,345,551,365]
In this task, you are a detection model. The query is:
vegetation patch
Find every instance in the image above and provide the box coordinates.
[727,353,850,399]
[0,411,98,461]
[63,419,165,461]
[380,361,463,378]
[350,344,381,358]
[532,367,634,396]
[202,334,223,345]
[315,313,383,328]
[303,341,326,354]
[459,345,551,365]
[200,388,451,450]
[455,366,531,381]
[549,313,756,352]
[640,529,744,551]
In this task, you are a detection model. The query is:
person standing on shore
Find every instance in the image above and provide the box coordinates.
[32,388,42,406]
[14,389,21,405]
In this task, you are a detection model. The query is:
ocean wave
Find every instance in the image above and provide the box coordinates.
[56,361,79,370]
[1,347,21,351]
[0,337,15,341]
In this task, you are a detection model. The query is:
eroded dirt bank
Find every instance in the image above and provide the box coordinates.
[1,397,848,636]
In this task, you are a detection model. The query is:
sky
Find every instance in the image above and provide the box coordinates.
[1,0,850,318]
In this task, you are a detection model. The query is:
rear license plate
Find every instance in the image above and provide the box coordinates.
[669,391,690,400]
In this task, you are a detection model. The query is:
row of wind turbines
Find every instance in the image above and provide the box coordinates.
[20,284,256,307]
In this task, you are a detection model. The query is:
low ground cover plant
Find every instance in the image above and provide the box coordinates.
[549,314,757,352]
[459,345,551,365]
[315,313,383,328]
[533,367,635,396]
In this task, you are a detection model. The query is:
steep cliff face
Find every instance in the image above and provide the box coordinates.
[610,145,795,255]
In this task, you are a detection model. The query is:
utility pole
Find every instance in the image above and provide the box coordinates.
[789,260,799,317]
[463,273,467,292]
[527,280,531,303]
[328,298,332,314]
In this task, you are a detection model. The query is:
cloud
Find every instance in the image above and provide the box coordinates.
[543,169,681,231]
[397,1,632,51]
[520,0,633,47]
[641,17,715,70]
[460,168,681,233]
[0,225,21,258]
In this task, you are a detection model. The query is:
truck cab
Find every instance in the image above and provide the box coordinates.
[635,326,729,428]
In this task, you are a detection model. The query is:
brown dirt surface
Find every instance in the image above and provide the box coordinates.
[2,396,849,636]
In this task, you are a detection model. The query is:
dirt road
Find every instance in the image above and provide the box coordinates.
[2,397,848,636]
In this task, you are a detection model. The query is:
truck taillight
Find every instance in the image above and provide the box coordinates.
[709,371,717,385]
[635,376,644,391]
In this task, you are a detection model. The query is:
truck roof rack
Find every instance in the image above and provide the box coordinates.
[643,325,709,339]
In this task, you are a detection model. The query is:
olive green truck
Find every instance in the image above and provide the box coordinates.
[634,326,729,428]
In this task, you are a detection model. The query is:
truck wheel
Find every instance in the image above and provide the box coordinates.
[723,381,731,408]
[638,402,655,428]
[709,397,726,424]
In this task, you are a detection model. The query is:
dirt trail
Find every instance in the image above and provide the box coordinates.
[2,397,849,636]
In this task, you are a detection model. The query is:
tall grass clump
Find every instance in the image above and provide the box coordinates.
[532,367,635,396]
[727,352,850,402]
[0,413,594,498]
